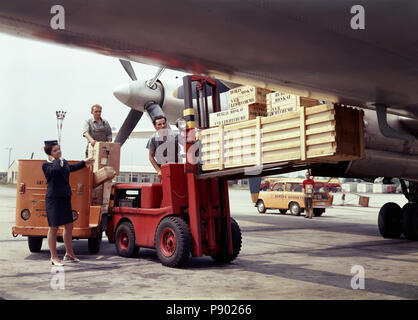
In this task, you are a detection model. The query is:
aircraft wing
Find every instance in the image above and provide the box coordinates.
[1,1,418,118]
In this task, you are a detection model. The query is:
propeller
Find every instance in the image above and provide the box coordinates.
[114,108,144,145]
[120,59,137,81]
[114,59,166,146]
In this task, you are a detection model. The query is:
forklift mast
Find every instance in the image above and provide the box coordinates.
[181,75,233,257]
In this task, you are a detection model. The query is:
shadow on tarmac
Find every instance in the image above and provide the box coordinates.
[231,257,418,299]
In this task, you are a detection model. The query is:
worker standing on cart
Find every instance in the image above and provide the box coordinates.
[83,104,112,157]
[42,140,93,265]
[303,171,315,219]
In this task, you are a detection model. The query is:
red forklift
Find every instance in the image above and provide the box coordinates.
[105,75,242,267]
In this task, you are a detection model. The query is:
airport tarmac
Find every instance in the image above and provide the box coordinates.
[0,184,417,300]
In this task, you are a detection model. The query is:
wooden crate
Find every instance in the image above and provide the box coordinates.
[201,104,365,171]
[229,85,272,108]
[267,105,299,116]
[88,142,121,175]
[266,92,318,111]
[209,103,267,127]
[91,181,113,206]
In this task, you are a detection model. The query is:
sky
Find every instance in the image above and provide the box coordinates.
[0,33,188,171]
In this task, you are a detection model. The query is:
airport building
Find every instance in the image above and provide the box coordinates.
[7,160,18,184]
[115,165,159,183]
[115,166,249,187]
[0,171,7,183]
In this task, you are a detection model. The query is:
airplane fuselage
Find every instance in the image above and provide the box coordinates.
[0,1,418,118]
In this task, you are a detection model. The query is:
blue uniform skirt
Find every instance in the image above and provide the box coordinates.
[45,196,73,227]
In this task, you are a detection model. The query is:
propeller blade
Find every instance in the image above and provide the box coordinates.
[248,177,262,204]
[175,79,230,99]
[119,59,137,81]
[114,109,143,145]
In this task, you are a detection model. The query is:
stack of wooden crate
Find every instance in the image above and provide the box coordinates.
[87,142,121,206]
[229,85,272,108]
[209,85,321,127]
[266,92,319,116]
[209,103,268,127]
[201,104,365,171]
[209,85,271,127]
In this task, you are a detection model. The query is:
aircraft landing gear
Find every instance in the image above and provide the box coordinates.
[402,203,418,240]
[378,180,418,240]
[400,180,418,240]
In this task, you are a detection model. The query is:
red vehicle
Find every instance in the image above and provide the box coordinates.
[105,163,242,267]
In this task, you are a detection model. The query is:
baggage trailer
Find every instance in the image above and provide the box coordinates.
[12,160,104,254]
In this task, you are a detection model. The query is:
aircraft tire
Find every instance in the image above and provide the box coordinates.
[378,202,402,239]
[402,203,418,241]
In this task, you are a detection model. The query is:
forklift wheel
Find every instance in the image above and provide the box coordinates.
[115,222,139,258]
[155,216,191,268]
[211,218,242,264]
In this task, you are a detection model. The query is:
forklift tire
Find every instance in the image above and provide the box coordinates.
[88,231,103,254]
[155,216,191,268]
[115,222,139,258]
[211,218,242,264]
[28,237,43,253]
[378,202,402,239]
[256,200,266,214]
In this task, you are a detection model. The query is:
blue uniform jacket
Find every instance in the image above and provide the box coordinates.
[42,159,86,198]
